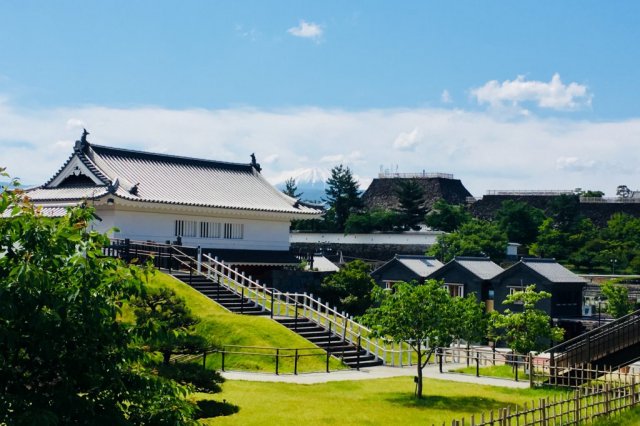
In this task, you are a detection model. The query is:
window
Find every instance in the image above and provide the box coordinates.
[446,283,464,298]
[175,220,197,237]
[200,221,221,238]
[224,223,244,239]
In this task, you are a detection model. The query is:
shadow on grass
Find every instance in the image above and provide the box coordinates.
[386,393,510,412]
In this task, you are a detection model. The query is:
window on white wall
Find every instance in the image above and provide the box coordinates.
[200,221,221,238]
[224,223,244,239]
[175,219,197,237]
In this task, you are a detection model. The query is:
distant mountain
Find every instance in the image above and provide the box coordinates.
[275,168,331,203]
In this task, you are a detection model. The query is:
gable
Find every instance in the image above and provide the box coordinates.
[47,155,107,188]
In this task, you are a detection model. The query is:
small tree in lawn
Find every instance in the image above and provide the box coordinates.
[450,294,487,363]
[601,280,634,318]
[490,285,564,357]
[133,287,208,365]
[361,280,456,398]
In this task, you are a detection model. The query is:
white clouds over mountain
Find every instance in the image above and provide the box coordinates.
[0,99,637,197]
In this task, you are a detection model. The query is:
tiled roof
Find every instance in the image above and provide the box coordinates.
[521,258,586,283]
[395,255,444,277]
[454,257,504,280]
[27,141,321,216]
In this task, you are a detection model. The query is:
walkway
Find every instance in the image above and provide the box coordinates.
[221,363,530,388]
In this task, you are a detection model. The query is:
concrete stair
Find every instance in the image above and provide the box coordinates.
[275,317,383,369]
[172,272,267,315]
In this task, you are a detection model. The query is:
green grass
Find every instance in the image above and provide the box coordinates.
[593,406,640,425]
[146,272,346,373]
[196,376,565,425]
[451,364,530,381]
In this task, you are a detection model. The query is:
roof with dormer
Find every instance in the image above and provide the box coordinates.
[25,135,322,217]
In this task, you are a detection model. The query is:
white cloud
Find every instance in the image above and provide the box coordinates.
[471,73,592,111]
[1,100,639,197]
[441,90,452,104]
[262,153,279,164]
[393,128,421,151]
[287,20,323,41]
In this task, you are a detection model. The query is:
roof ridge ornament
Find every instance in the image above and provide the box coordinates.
[74,128,90,152]
[250,153,262,173]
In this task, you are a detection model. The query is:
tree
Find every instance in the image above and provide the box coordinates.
[319,260,376,316]
[133,287,209,365]
[601,280,633,318]
[0,170,198,424]
[489,285,564,355]
[428,219,508,262]
[344,209,400,233]
[617,185,632,199]
[578,189,604,198]
[323,164,362,231]
[495,200,545,245]
[424,200,471,232]
[394,180,427,231]
[450,294,488,351]
[546,194,581,233]
[283,177,302,199]
[362,280,458,398]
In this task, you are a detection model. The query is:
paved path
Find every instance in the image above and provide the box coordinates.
[221,363,530,388]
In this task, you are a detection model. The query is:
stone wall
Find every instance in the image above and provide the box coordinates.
[291,242,430,263]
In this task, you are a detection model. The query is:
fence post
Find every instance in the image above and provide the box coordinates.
[270,293,274,318]
[326,348,330,373]
[221,350,226,372]
[197,245,202,274]
[540,398,547,426]
[574,388,580,424]
[357,334,361,371]
[529,353,534,388]
[202,350,207,370]
[476,352,480,377]
[515,355,519,382]
[633,376,637,407]
[275,349,279,375]
[294,349,299,375]
[294,303,299,331]
[439,348,443,373]
[189,261,193,286]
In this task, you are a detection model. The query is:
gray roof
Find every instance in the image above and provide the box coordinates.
[26,139,321,217]
[454,257,504,280]
[395,255,444,277]
[520,258,586,283]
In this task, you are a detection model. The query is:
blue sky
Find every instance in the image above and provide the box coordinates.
[1,1,639,196]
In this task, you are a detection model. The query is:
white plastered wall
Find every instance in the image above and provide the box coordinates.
[94,206,291,250]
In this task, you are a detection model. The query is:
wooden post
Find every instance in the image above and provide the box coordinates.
[275,348,279,375]
[294,349,299,375]
[529,353,534,388]
[326,347,330,373]
[632,376,637,407]
[221,349,226,372]
[476,352,480,377]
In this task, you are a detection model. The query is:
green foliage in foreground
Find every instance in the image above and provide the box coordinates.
[0,173,198,424]
[147,273,345,373]
[200,377,564,426]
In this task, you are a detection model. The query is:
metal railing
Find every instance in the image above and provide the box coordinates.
[378,171,454,179]
[485,190,575,196]
[542,308,640,370]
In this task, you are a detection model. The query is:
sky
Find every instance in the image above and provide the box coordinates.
[1,1,639,196]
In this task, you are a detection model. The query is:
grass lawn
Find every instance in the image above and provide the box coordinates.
[197,376,566,425]
[451,364,530,381]
[593,406,640,425]
[145,272,346,373]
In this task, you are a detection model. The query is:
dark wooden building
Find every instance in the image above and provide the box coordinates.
[426,257,504,308]
[370,255,444,289]
[492,258,586,318]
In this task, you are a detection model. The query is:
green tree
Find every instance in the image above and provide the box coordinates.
[362,280,457,398]
[489,285,564,355]
[450,294,488,350]
[425,200,471,232]
[547,194,581,233]
[282,177,302,198]
[495,200,545,245]
[578,190,604,198]
[324,164,363,231]
[319,260,376,316]
[344,209,400,233]
[428,219,508,262]
[0,171,197,424]
[394,180,427,231]
[133,287,209,365]
[601,280,633,318]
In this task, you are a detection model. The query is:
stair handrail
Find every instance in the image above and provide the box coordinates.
[543,308,640,367]
[112,240,417,367]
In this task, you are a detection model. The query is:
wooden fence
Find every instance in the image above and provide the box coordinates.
[445,378,639,425]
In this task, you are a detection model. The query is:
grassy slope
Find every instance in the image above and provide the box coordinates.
[147,272,345,373]
[198,377,565,426]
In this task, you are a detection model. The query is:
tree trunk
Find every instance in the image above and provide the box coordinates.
[416,345,423,398]
[163,350,171,365]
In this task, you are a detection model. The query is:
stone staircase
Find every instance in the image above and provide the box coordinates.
[275,317,383,368]
[172,272,267,316]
